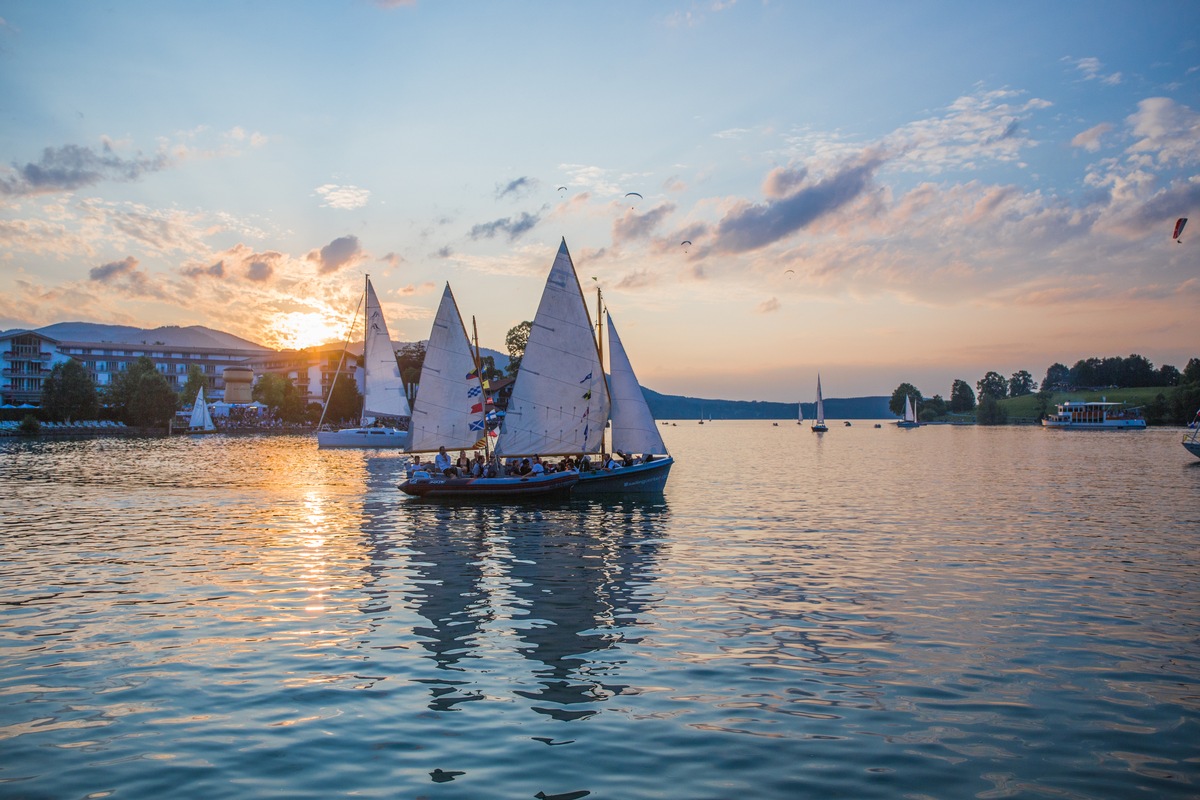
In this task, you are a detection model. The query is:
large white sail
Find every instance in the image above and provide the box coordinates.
[188,386,215,431]
[409,283,484,452]
[606,313,667,456]
[496,239,609,456]
[361,278,411,424]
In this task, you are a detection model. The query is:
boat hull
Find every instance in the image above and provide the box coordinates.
[811,424,828,433]
[317,427,410,448]
[398,470,579,499]
[895,421,920,428]
[1183,438,1200,459]
[1041,419,1146,429]
[572,457,672,495]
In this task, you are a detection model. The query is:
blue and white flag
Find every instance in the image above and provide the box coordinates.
[579,372,592,383]
[467,386,482,398]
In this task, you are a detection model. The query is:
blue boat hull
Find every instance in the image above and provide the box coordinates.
[398,470,579,500]
[572,457,673,495]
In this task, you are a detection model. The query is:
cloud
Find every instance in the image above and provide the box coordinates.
[246,261,273,282]
[307,234,365,274]
[89,256,139,282]
[613,203,675,244]
[757,297,781,313]
[182,260,227,279]
[316,184,371,210]
[1,142,170,196]
[1125,97,1200,166]
[1064,56,1122,85]
[468,211,540,241]
[1071,122,1114,153]
[615,269,657,290]
[712,155,883,253]
[495,176,535,199]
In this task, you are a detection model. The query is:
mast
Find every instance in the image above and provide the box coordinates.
[471,315,491,462]
[597,285,606,460]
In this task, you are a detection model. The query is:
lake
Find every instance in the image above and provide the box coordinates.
[2,421,1199,799]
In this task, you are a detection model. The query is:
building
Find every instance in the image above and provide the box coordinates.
[244,344,359,407]
[54,341,268,400]
[0,331,71,406]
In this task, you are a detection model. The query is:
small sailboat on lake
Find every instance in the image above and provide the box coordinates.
[811,374,828,433]
[896,395,920,428]
[187,386,217,433]
[317,276,412,449]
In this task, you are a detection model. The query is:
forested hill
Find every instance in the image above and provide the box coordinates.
[642,389,893,420]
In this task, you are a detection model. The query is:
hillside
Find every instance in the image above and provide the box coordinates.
[642,388,893,420]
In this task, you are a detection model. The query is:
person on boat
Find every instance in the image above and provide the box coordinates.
[470,452,486,477]
[578,454,592,472]
[605,454,622,470]
[517,458,532,476]
[456,450,471,474]
[407,455,426,478]
[434,446,455,476]
[530,456,545,476]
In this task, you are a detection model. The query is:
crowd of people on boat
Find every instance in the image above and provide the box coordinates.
[406,445,655,480]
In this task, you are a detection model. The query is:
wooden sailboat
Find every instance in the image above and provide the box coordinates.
[398,282,579,500]
[811,374,828,433]
[317,276,411,448]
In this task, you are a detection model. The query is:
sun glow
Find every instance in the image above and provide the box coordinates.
[270,311,347,350]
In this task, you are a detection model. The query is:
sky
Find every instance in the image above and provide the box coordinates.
[1,1,1197,401]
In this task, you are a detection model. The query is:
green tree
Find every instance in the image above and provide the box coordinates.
[323,376,362,424]
[1034,387,1054,420]
[1008,370,1036,397]
[179,364,208,407]
[889,383,923,418]
[922,394,947,419]
[478,354,504,384]
[1157,364,1182,387]
[253,373,307,423]
[40,359,98,422]
[505,320,532,378]
[1182,357,1200,385]
[976,394,1007,425]
[105,356,177,427]
[976,371,1007,400]
[1042,362,1070,392]
[949,379,976,412]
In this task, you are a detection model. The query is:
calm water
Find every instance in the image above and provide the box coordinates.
[2,422,1199,799]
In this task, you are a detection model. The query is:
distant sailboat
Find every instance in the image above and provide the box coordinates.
[797,400,804,425]
[811,374,828,433]
[187,386,216,433]
[896,395,920,428]
[317,276,412,449]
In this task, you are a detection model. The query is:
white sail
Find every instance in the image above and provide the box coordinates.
[606,313,667,456]
[409,283,484,452]
[189,386,215,431]
[815,374,825,425]
[496,239,609,456]
[361,278,411,424]
[904,395,915,423]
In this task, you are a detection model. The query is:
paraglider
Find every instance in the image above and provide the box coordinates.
[680,239,692,253]
[557,185,567,192]
[624,191,642,209]
[784,269,795,278]
[1173,217,1187,243]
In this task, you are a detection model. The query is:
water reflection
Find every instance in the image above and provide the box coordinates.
[504,499,669,721]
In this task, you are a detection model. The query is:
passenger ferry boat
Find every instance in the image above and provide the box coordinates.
[1041,400,1146,430]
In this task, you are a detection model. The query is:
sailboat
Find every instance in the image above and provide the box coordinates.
[811,374,828,433]
[496,238,672,494]
[187,386,217,433]
[398,282,580,500]
[896,395,920,428]
[797,400,804,425]
[1183,409,1200,460]
[317,276,412,448]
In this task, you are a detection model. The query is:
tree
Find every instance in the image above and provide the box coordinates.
[889,383,923,418]
[976,394,1007,425]
[1157,364,1182,387]
[1008,369,1036,397]
[253,373,306,423]
[505,320,532,378]
[922,394,947,419]
[478,354,504,384]
[1034,387,1054,420]
[1042,362,1070,392]
[179,364,208,407]
[976,371,1007,401]
[40,359,98,422]
[396,342,425,404]
[105,356,177,427]
[1183,358,1200,385]
[949,379,976,413]
[323,376,362,424]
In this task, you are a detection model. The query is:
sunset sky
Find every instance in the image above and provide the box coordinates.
[1,1,1197,401]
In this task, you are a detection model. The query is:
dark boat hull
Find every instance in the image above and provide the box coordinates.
[572,457,673,495]
[398,470,579,500]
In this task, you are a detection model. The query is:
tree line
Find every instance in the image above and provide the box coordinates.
[890,354,1200,425]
